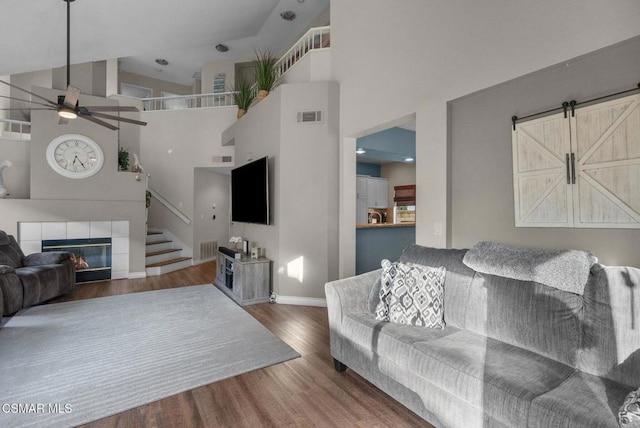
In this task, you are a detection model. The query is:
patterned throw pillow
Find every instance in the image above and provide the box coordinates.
[619,388,640,427]
[374,259,446,328]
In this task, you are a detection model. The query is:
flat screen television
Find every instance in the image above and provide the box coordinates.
[231,156,270,225]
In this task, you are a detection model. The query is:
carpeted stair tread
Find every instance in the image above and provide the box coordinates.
[146,248,182,257]
[146,256,191,268]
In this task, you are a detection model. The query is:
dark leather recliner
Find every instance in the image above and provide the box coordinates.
[0,230,75,319]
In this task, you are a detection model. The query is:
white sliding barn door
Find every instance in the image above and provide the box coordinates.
[512,113,573,227]
[571,94,640,228]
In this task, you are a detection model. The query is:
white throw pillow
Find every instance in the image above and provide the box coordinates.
[374,259,446,328]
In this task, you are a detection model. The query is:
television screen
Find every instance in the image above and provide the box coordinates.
[231,156,270,225]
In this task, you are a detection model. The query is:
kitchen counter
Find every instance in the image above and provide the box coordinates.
[356,222,416,229]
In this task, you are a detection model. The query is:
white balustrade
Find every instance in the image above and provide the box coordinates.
[275,26,331,80]
[142,91,236,112]
[0,118,31,140]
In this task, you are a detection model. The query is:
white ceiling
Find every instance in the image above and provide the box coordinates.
[1,0,329,86]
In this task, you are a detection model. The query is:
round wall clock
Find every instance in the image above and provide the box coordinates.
[46,134,104,179]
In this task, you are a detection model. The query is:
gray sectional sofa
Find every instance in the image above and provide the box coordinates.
[325,243,640,427]
[0,231,75,319]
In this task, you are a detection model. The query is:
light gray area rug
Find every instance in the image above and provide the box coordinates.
[0,285,300,427]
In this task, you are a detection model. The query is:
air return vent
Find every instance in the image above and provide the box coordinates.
[212,156,233,163]
[297,110,323,123]
[199,241,218,260]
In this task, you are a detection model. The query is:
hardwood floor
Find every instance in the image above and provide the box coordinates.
[52,262,432,427]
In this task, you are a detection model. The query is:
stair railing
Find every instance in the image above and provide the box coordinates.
[147,187,192,225]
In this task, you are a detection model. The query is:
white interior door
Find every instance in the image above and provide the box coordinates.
[512,112,573,227]
[571,93,640,228]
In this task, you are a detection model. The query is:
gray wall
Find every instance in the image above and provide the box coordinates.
[224,81,340,299]
[0,87,147,274]
[193,168,230,260]
[139,106,236,259]
[1,139,30,199]
[449,36,640,267]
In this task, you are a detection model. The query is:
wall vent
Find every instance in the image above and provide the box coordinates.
[297,110,323,123]
[212,155,233,163]
[199,240,218,260]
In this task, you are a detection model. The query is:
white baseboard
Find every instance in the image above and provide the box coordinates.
[193,257,216,265]
[276,295,327,307]
[127,271,147,279]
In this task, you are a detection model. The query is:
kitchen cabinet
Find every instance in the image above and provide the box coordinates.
[366,177,389,209]
[512,93,640,228]
[356,176,389,221]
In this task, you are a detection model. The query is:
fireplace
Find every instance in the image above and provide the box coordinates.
[42,238,112,283]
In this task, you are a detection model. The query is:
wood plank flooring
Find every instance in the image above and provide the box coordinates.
[52,262,432,427]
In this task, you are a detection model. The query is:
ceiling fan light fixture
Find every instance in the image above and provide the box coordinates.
[280,11,296,21]
[58,107,77,120]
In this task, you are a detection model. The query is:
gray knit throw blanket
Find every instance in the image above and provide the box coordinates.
[462,241,598,295]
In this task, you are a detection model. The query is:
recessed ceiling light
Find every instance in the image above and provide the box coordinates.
[280,11,296,21]
[215,44,229,52]
[155,58,169,66]
[356,148,366,154]
[404,157,414,162]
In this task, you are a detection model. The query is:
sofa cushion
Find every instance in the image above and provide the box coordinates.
[375,259,446,328]
[463,241,597,295]
[16,265,70,308]
[579,264,640,388]
[399,245,475,329]
[528,371,633,428]
[0,235,25,269]
[410,330,575,427]
[464,272,583,367]
[343,312,460,365]
[0,230,9,246]
[0,269,24,315]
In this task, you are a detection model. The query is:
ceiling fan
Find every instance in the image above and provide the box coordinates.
[0,0,146,130]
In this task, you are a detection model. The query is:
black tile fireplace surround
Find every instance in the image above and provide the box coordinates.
[42,238,112,283]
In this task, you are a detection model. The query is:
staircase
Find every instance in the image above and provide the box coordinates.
[145,230,192,276]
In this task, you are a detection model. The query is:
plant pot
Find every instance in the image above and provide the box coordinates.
[237,108,246,119]
[257,90,269,101]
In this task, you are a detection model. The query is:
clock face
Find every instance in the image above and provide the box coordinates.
[46,134,104,179]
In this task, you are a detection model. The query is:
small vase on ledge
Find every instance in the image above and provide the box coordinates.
[257,90,269,101]
[237,109,246,119]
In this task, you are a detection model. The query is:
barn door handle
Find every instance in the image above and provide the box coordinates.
[566,154,571,184]
[571,153,576,184]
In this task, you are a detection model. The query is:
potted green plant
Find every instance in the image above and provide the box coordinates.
[254,50,277,101]
[118,147,130,171]
[232,79,256,119]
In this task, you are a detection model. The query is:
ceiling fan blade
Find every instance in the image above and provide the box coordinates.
[87,112,148,126]
[76,113,119,130]
[0,95,58,109]
[0,79,59,107]
[63,85,81,108]
[0,108,56,111]
[83,106,140,112]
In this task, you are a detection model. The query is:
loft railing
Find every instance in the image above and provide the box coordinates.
[141,26,331,112]
[141,91,235,112]
[275,26,330,80]
[147,187,192,225]
[0,118,31,140]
